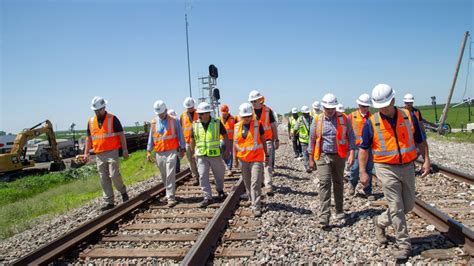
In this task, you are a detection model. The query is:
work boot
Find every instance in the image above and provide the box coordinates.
[366,194,375,201]
[319,216,329,227]
[100,203,115,211]
[198,198,212,208]
[216,190,227,200]
[121,192,129,202]
[192,179,199,186]
[240,193,249,201]
[373,216,388,244]
[393,246,411,260]
[306,168,312,173]
[334,212,345,221]
[167,199,177,208]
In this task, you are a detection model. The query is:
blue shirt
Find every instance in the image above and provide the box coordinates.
[147,116,185,152]
[359,107,424,150]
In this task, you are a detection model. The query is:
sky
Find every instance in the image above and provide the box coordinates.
[1,0,473,133]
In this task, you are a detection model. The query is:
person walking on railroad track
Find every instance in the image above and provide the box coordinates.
[288,107,302,159]
[347,93,374,200]
[191,102,231,208]
[248,90,279,196]
[359,84,430,260]
[233,103,268,217]
[220,104,236,176]
[181,97,200,185]
[83,96,129,211]
[308,93,356,227]
[403,93,426,136]
[293,105,312,172]
[146,101,186,208]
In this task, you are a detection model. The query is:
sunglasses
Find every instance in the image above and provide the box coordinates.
[250,100,258,103]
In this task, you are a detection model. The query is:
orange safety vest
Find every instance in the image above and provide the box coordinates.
[404,107,422,122]
[253,105,273,141]
[180,111,198,143]
[370,109,417,164]
[89,113,121,154]
[312,113,349,161]
[350,110,372,146]
[220,114,236,140]
[234,120,264,162]
[151,116,179,152]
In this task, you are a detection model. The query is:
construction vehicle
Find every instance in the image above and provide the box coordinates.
[0,120,65,174]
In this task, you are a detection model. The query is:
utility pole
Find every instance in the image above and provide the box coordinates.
[438,31,470,134]
[185,13,192,97]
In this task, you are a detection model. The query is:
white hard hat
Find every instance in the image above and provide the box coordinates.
[239,103,254,117]
[336,103,345,113]
[153,100,167,115]
[356,93,371,106]
[403,93,415,103]
[301,106,310,113]
[291,107,298,114]
[248,90,263,102]
[167,108,177,117]
[183,97,196,108]
[312,101,321,110]
[196,102,212,114]
[372,84,396,108]
[90,96,107,111]
[321,93,339,108]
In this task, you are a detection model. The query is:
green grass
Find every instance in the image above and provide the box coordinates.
[0,150,165,239]
[427,132,474,143]
[418,105,473,128]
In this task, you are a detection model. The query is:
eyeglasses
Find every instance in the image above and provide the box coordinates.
[250,100,258,103]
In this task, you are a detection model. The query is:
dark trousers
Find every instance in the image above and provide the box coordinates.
[292,135,302,156]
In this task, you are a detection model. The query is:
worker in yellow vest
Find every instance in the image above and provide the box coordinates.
[220,104,236,176]
[83,96,129,211]
[293,106,312,172]
[288,107,302,158]
[180,97,199,185]
[359,84,430,259]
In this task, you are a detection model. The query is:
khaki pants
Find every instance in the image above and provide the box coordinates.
[317,153,345,219]
[185,143,199,179]
[197,156,225,200]
[374,162,416,248]
[155,150,178,200]
[96,149,126,205]
[264,140,275,188]
[240,160,263,210]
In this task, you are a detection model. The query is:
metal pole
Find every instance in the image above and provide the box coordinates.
[434,104,438,123]
[438,31,470,134]
[185,13,192,97]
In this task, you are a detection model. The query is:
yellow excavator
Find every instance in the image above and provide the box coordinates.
[0,120,65,174]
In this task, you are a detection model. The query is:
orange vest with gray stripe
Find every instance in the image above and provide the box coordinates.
[89,113,121,154]
[180,111,198,143]
[253,105,273,141]
[234,120,264,162]
[220,115,235,140]
[151,116,179,152]
[312,113,349,161]
[350,110,372,146]
[370,109,417,164]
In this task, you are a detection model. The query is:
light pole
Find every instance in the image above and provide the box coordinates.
[431,96,437,122]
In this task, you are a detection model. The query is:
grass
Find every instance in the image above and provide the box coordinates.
[0,150,173,239]
[427,132,474,143]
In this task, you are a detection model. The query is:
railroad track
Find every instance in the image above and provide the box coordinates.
[13,167,263,265]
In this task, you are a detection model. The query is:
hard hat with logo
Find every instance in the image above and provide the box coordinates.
[403,93,415,103]
[291,107,298,114]
[239,103,254,117]
[154,100,167,115]
[321,93,339,108]
[220,104,230,114]
[301,106,310,113]
[248,90,263,102]
[312,101,321,110]
[167,108,177,117]
[196,102,212,114]
[356,93,371,106]
[91,96,107,111]
[336,103,345,113]
[372,84,395,108]
[183,97,196,109]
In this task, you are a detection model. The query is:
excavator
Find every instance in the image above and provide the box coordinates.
[0,120,65,175]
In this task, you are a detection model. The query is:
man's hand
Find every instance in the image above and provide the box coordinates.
[122,149,129,159]
[81,153,89,163]
[265,155,270,166]
[147,152,153,162]
[360,170,370,187]
[420,159,430,177]
[274,139,280,150]
[309,158,315,170]
[179,149,185,158]
[347,152,354,168]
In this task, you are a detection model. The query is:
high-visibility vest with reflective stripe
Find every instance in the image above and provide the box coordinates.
[193,118,221,157]
[89,113,121,154]
[312,113,349,161]
[370,109,417,164]
[350,110,372,147]
[254,105,273,140]
[311,110,321,120]
[151,116,179,152]
[289,116,297,131]
[234,120,264,162]
[297,116,310,144]
[181,111,198,144]
[220,115,235,140]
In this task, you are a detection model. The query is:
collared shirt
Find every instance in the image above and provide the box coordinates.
[308,113,356,155]
[147,115,186,152]
[359,107,424,150]
[293,114,311,133]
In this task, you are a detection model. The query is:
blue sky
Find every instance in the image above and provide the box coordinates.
[1,0,473,133]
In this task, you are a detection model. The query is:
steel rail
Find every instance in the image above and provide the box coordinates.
[416,159,474,185]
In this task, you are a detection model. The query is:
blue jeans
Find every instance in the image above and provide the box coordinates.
[349,149,374,194]
[220,140,233,170]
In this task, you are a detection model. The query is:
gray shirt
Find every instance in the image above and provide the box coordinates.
[308,113,356,156]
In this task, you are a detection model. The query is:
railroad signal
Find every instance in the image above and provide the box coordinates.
[209,64,218,79]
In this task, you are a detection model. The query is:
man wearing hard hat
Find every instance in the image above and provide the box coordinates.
[359,84,430,259]
[220,104,236,176]
[293,105,312,172]
[403,93,426,135]
[233,103,268,217]
[288,107,302,158]
[308,93,356,227]
[180,97,200,185]
[191,102,231,208]
[83,96,129,211]
[147,101,186,207]
[311,101,322,119]
[248,90,279,196]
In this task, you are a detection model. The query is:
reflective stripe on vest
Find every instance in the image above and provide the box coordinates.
[235,121,263,152]
[254,105,273,140]
[90,115,120,140]
[289,116,297,130]
[234,120,264,162]
[298,116,309,144]
[181,111,197,143]
[313,113,349,161]
[151,116,180,152]
[220,115,235,140]
[194,118,221,157]
[89,113,121,153]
